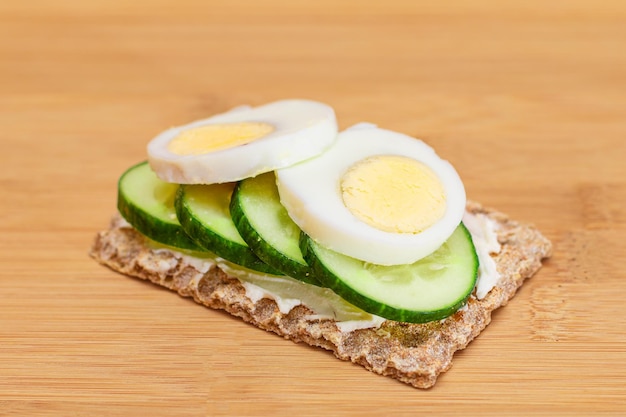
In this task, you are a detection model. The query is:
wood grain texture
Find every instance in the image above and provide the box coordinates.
[1,0,625,415]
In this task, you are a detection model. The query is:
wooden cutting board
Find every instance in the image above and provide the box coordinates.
[2,1,625,415]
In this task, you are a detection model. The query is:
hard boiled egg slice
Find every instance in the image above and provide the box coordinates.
[147,99,338,184]
[275,124,466,266]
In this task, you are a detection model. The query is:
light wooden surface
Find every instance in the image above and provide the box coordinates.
[1,1,625,415]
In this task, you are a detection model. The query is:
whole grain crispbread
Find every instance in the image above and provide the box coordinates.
[89,201,551,389]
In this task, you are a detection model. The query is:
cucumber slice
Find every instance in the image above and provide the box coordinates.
[175,183,283,275]
[300,224,479,323]
[117,161,204,251]
[230,172,319,285]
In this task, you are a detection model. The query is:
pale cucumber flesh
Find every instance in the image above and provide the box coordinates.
[300,224,479,323]
[230,172,319,285]
[175,183,283,275]
[117,161,203,251]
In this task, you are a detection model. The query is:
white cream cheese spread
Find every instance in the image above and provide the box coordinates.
[141,209,501,330]
[150,244,387,332]
[214,260,386,331]
[463,211,502,299]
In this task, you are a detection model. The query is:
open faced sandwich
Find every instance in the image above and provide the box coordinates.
[90,99,552,389]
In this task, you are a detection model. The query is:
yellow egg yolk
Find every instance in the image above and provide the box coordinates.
[340,155,446,234]
[167,122,275,155]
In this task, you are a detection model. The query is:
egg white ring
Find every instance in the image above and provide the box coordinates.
[147,99,338,184]
[275,124,467,266]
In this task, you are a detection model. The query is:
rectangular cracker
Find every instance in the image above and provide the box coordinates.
[89,201,551,389]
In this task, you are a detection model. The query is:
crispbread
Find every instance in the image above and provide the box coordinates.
[90,200,551,389]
